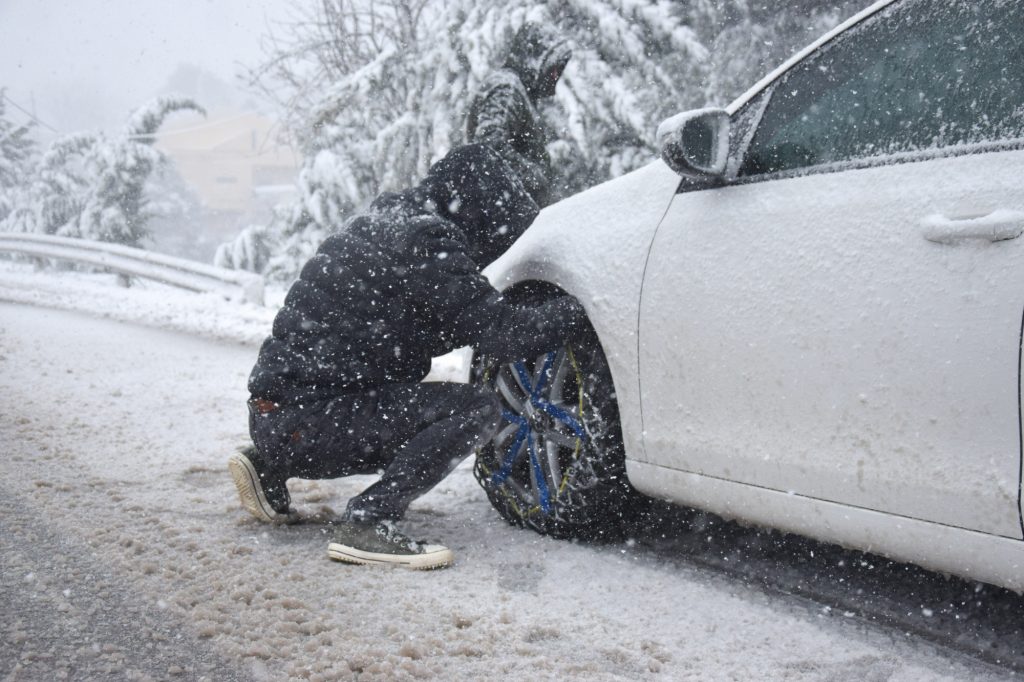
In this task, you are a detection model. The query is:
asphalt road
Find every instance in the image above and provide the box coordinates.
[0,301,1018,681]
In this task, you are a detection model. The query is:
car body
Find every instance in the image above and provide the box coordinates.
[484,0,1024,591]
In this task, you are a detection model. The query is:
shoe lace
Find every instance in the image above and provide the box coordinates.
[376,520,419,550]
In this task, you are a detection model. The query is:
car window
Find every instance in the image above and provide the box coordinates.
[740,0,1024,177]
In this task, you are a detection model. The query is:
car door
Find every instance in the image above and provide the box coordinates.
[638,0,1024,537]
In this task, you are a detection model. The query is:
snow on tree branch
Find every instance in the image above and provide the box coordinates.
[222,0,862,282]
[1,96,203,250]
[126,96,207,142]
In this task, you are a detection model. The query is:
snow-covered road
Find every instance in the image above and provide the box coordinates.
[0,285,1014,680]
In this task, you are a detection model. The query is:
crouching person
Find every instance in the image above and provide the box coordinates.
[229,144,587,569]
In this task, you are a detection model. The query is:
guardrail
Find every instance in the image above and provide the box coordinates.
[0,232,264,305]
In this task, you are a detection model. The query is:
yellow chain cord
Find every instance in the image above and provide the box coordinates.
[479,345,586,520]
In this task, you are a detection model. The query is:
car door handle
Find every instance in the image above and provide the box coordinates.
[921,210,1024,244]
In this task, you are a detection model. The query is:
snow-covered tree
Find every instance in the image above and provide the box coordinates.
[253,0,709,206]
[0,90,37,224]
[2,133,96,236]
[239,0,861,281]
[77,97,205,246]
[1,96,204,248]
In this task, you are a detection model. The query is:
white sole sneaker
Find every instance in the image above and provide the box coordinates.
[327,542,454,570]
[228,452,286,523]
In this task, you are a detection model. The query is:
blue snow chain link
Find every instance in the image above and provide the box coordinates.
[490,351,587,514]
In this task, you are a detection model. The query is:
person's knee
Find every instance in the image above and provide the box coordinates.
[428,383,502,433]
[442,380,496,414]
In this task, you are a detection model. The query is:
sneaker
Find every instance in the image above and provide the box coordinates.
[227,446,291,522]
[327,520,453,570]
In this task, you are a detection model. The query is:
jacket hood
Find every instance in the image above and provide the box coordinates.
[504,23,571,100]
[366,184,438,226]
[424,144,540,266]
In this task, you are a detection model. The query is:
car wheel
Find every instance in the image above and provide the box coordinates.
[473,314,646,541]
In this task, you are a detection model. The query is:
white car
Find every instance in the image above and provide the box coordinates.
[473,0,1024,592]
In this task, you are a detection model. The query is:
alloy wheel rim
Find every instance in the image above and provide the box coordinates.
[487,348,587,515]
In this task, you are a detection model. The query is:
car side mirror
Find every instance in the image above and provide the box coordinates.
[657,108,730,179]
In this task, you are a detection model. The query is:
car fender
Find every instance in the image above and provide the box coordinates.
[484,159,681,462]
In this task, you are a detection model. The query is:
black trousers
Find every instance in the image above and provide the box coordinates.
[249,382,502,521]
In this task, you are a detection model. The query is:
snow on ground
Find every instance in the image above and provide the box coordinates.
[0,266,1012,680]
[0,260,277,345]
[0,260,469,381]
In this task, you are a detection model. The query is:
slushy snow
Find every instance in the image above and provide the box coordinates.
[0,261,1009,680]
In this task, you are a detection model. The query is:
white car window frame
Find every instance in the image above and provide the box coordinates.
[690,0,1024,192]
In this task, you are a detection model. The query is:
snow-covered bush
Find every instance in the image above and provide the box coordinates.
[215,200,326,280]
[214,223,272,273]
[1,96,204,248]
[242,0,860,282]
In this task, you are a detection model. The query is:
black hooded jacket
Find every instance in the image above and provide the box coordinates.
[248,145,587,405]
[466,23,571,208]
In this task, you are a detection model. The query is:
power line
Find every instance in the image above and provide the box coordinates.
[1,92,61,134]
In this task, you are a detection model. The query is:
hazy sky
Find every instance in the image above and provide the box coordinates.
[0,0,298,137]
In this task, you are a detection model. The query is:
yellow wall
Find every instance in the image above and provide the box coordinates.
[155,109,300,212]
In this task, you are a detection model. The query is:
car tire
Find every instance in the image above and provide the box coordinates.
[472,291,648,541]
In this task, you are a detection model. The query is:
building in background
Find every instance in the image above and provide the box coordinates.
[152,108,299,262]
